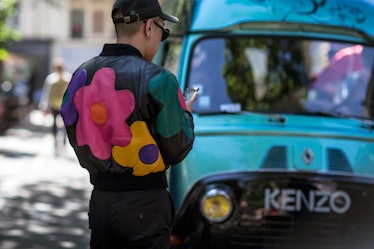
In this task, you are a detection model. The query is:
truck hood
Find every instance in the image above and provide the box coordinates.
[170,112,374,207]
[192,112,374,140]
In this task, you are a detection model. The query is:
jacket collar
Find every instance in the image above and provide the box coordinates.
[100,44,143,58]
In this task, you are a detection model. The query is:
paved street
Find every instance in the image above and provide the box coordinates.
[0,110,92,249]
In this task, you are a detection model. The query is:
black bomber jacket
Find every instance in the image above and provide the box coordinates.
[60,44,194,190]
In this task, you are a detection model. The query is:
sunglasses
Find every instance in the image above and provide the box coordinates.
[144,19,170,41]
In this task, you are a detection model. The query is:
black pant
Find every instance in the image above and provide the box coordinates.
[89,188,174,249]
[51,109,60,137]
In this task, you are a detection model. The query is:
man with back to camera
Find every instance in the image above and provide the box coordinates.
[60,0,198,248]
[39,57,71,153]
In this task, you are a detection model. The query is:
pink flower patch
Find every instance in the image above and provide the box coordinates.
[74,67,135,160]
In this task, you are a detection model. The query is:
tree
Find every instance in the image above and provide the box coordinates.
[161,0,191,34]
[0,0,20,60]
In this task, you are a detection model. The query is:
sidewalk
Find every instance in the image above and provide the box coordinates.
[0,110,92,249]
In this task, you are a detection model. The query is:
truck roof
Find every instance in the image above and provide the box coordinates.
[188,0,374,40]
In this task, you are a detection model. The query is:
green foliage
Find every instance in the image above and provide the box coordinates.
[161,0,192,34]
[223,38,308,112]
[0,0,21,60]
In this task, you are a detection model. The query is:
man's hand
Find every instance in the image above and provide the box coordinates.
[185,92,198,113]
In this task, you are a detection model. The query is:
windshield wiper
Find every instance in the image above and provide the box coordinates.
[302,111,343,118]
[303,111,374,129]
[306,111,362,119]
[196,110,242,116]
[197,111,287,124]
[268,114,286,123]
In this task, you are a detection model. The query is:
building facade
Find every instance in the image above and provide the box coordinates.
[4,0,115,103]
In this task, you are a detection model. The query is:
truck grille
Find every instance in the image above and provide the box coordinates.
[260,146,353,172]
[171,172,374,249]
[231,214,373,249]
[229,176,374,249]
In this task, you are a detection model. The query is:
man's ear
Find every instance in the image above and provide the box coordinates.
[144,19,152,40]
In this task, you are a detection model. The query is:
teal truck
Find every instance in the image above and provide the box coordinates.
[158,0,374,248]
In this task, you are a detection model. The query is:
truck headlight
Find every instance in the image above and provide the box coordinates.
[200,188,233,223]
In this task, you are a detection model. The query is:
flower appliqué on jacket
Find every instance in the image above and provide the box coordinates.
[73,67,135,160]
[61,69,87,126]
[61,67,165,176]
[113,121,165,176]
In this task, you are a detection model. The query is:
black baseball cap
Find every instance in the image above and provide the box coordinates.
[112,0,179,24]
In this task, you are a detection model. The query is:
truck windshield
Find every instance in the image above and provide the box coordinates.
[187,37,374,119]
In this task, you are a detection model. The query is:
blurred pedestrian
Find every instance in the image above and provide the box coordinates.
[39,57,71,153]
[60,0,197,248]
[27,66,45,110]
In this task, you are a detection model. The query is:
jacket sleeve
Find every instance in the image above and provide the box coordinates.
[148,70,195,165]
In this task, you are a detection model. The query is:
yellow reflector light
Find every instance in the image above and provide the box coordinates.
[200,189,233,223]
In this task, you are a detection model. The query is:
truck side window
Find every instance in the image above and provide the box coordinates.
[188,39,233,113]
